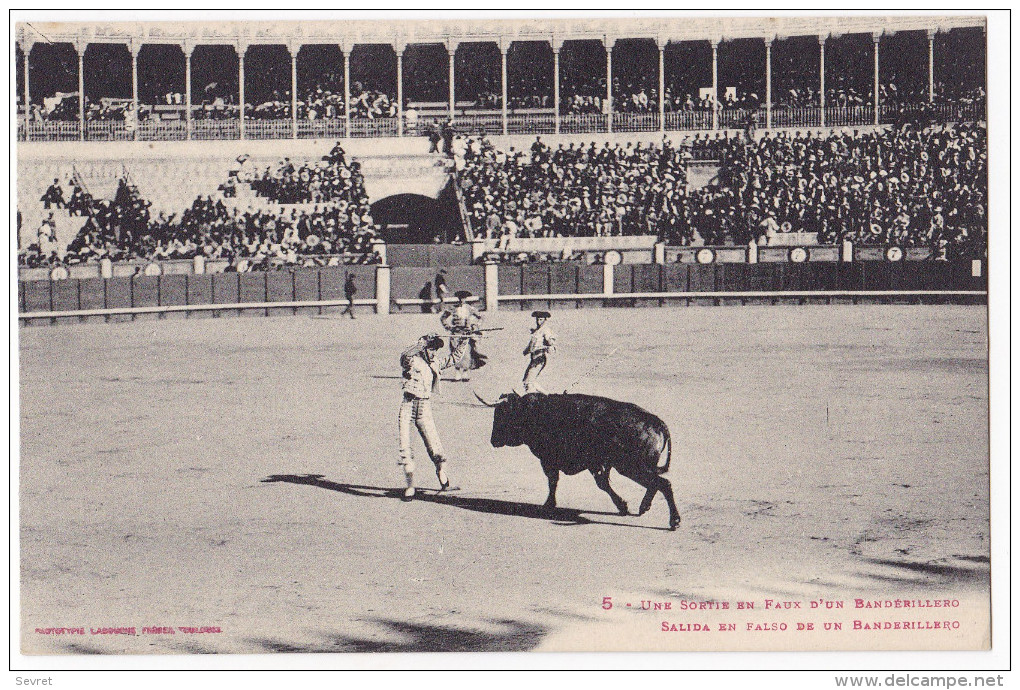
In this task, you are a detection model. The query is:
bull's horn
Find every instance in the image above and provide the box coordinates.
[473,391,499,407]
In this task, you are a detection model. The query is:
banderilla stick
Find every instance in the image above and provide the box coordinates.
[565,346,620,391]
[446,327,504,340]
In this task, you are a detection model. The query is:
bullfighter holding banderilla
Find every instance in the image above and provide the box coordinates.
[440,291,488,382]
[398,333,460,501]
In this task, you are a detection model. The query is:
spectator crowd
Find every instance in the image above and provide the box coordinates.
[240,143,369,204]
[458,135,692,240]
[20,122,986,270]
[456,120,986,260]
[19,144,382,270]
[721,122,987,257]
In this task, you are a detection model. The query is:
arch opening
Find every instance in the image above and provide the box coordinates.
[370,184,463,244]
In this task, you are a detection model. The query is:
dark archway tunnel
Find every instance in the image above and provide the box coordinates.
[370,182,463,244]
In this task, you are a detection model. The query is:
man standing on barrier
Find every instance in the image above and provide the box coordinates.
[398,334,460,501]
[523,310,557,393]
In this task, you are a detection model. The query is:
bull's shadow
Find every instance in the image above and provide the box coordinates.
[249,616,545,653]
[261,474,669,530]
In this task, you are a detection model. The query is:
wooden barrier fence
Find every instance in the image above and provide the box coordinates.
[19,259,986,326]
[19,265,376,326]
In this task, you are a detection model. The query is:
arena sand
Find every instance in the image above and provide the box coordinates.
[18,305,990,653]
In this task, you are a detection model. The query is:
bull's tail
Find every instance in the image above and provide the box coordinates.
[656,427,672,475]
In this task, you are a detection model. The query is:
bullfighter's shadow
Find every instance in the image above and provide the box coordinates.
[261,474,669,530]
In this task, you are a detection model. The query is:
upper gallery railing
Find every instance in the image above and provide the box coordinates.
[18,103,985,143]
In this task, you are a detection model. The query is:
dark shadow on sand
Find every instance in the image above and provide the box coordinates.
[858,557,990,587]
[261,474,671,531]
[248,616,545,653]
[59,642,105,655]
[952,554,990,564]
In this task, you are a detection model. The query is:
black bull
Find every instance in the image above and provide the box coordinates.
[474,392,682,530]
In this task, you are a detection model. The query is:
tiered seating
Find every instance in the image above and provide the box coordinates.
[456,121,987,259]
[128,159,240,217]
[19,144,383,270]
[456,136,694,240]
